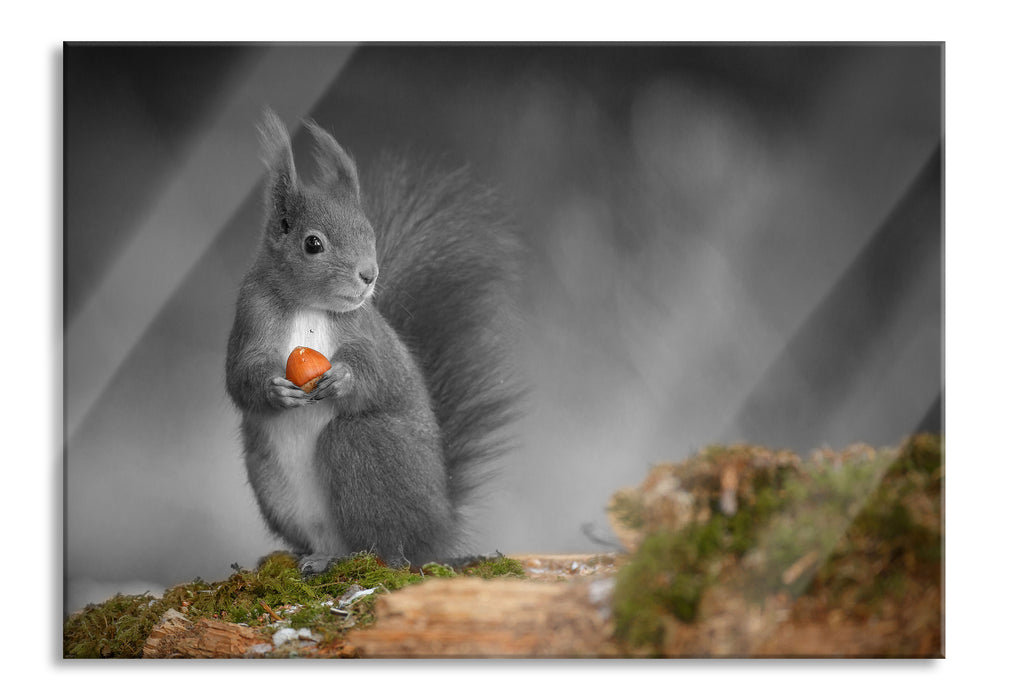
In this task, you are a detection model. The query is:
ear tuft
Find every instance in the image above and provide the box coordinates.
[257,107,297,176]
[257,107,297,217]
[304,119,360,200]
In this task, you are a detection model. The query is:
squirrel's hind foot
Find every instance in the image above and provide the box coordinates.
[298,553,339,576]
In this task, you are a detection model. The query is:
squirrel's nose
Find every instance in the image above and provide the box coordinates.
[358,263,378,286]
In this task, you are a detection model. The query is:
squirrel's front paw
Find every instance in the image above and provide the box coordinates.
[266,376,313,409]
[308,362,352,402]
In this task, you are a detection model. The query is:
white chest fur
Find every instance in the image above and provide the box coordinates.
[260,306,346,553]
[284,307,338,360]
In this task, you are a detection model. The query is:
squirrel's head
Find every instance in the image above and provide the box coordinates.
[256,107,378,314]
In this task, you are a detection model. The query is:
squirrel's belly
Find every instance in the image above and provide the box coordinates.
[261,406,345,553]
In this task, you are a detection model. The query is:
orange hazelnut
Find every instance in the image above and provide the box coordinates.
[286,346,332,393]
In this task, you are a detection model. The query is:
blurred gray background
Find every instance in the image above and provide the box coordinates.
[64,43,942,615]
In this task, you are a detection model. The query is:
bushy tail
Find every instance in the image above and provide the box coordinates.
[363,155,523,511]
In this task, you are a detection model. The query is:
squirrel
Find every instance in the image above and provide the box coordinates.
[226,109,521,573]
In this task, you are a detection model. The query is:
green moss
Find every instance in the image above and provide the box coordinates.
[612,532,678,648]
[726,508,755,554]
[287,603,326,628]
[420,562,458,578]
[63,593,164,658]
[300,553,424,626]
[611,435,943,654]
[461,556,526,579]
[307,552,423,592]
[226,605,252,625]
[613,520,719,647]
[612,450,812,650]
[891,433,943,478]
[814,435,943,610]
[608,490,645,530]
[64,550,529,658]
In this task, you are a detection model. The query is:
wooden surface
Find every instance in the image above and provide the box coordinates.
[347,577,618,658]
[143,609,269,659]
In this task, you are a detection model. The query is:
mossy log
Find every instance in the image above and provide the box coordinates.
[67,436,941,659]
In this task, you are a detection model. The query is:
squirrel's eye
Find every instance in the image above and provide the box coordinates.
[304,235,324,254]
[280,217,290,234]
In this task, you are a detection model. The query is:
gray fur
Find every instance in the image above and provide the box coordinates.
[226,110,520,567]
[304,118,360,200]
[363,155,524,511]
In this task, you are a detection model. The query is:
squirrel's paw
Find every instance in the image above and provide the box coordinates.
[267,376,314,409]
[308,363,352,402]
[298,553,337,576]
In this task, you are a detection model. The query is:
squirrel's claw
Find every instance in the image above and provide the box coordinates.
[298,553,337,576]
[267,376,313,409]
[309,364,352,402]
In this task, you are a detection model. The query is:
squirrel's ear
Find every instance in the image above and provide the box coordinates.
[258,107,298,215]
[304,119,360,201]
